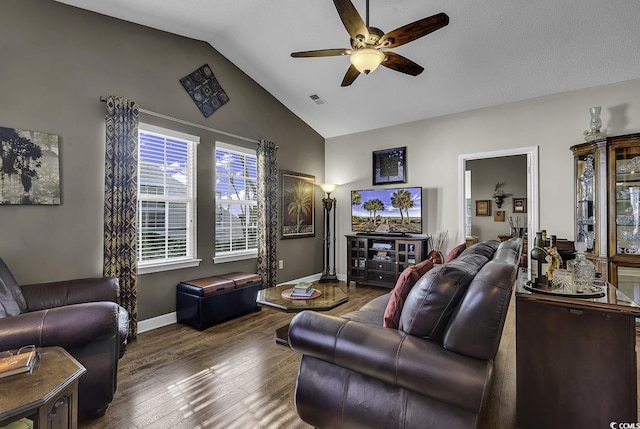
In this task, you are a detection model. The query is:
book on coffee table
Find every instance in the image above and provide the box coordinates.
[290,288,315,298]
[0,350,38,379]
[292,282,313,294]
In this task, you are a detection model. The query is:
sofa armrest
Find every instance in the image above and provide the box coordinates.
[289,311,493,414]
[0,301,120,351]
[20,277,119,311]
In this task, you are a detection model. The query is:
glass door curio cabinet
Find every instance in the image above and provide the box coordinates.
[609,133,640,303]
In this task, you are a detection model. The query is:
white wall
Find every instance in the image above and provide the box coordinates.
[326,78,640,277]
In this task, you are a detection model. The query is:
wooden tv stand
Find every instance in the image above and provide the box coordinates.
[345,234,430,288]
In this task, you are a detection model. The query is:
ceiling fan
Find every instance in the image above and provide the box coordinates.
[291,0,449,87]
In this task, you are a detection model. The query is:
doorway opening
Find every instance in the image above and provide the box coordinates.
[458,147,539,261]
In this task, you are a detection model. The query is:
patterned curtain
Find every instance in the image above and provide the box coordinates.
[256,140,279,288]
[103,95,139,338]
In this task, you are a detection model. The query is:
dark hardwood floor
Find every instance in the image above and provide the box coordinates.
[79,283,518,428]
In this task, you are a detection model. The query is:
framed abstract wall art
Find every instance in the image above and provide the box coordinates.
[0,126,60,205]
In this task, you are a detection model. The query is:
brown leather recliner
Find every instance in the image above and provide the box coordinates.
[0,257,129,418]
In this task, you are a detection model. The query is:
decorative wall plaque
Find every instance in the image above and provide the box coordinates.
[179,64,229,118]
[372,146,407,185]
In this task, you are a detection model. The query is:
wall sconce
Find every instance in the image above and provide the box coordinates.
[493,182,507,208]
[319,183,339,283]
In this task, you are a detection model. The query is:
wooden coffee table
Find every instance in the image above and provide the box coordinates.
[0,347,86,429]
[257,281,349,345]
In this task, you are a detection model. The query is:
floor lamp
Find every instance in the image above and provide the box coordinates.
[319,183,339,283]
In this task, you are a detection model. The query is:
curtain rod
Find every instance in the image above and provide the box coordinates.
[99,96,258,144]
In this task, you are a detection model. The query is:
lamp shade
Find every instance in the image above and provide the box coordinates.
[319,183,339,195]
[350,49,385,74]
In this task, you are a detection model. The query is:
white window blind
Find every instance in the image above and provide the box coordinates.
[137,124,199,272]
[215,142,258,262]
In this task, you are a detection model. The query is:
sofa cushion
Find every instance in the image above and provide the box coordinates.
[458,240,499,259]
[492,238,523,266]
[0,258,27,318]
[445,243,467,263]
[443,260,517,360]
[399,253,490,340]
[359,293,390,313]
[341,294,389,326]
[383,259,434,329]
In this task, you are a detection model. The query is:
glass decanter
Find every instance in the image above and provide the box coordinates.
[569,241,595,293]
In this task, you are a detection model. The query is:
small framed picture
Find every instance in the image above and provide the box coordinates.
[494,210,506,222]
[513,197,527,213]
[476,200,491,216]
[373,147,406,185]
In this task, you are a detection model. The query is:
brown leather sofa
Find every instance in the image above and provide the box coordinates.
[289,238,522,429]
[0,257,129,418]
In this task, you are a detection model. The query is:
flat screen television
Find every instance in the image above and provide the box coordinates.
[351,186,422,234]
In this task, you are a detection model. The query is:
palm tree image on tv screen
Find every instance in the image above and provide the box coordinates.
[351,187,422,234]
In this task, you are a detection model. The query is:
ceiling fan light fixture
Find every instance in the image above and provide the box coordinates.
[350,48,385,74]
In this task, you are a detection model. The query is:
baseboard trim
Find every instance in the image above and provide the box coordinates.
[138,312,177,334]
[137,272,346,334]
[276,272,347,285]
[277,272,321,285]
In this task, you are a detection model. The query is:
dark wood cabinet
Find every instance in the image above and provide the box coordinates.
[516,277,640,428]
[345,235,430,288]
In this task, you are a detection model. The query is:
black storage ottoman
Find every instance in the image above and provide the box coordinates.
[176,272,263,330]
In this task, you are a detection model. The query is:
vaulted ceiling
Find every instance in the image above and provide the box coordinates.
[55,0,640,138]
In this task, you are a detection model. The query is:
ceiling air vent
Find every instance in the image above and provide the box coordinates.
[309,94,327,105]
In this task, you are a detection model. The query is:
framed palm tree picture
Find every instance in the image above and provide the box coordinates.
[280,170,315,239]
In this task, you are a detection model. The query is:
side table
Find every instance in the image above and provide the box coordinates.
[516,270,640,428]
[0,347,86,429]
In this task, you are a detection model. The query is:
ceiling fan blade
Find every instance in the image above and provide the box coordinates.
[291,48,351,58]
[333,0,369,42]
[341,64,360,87]
[378,12,449,48]
[380,52,424,76]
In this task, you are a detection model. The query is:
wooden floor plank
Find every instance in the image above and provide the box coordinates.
[81,282,624,429]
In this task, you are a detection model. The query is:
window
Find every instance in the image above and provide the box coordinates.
[214,142,258,263]
[137,124,200,274]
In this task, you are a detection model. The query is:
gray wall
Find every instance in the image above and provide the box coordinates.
[0,0,325,320]
[467,155,527,242]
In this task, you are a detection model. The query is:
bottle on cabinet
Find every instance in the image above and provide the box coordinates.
[531,231,550,287]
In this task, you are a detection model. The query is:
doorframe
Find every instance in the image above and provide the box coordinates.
[458,146,539,258]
